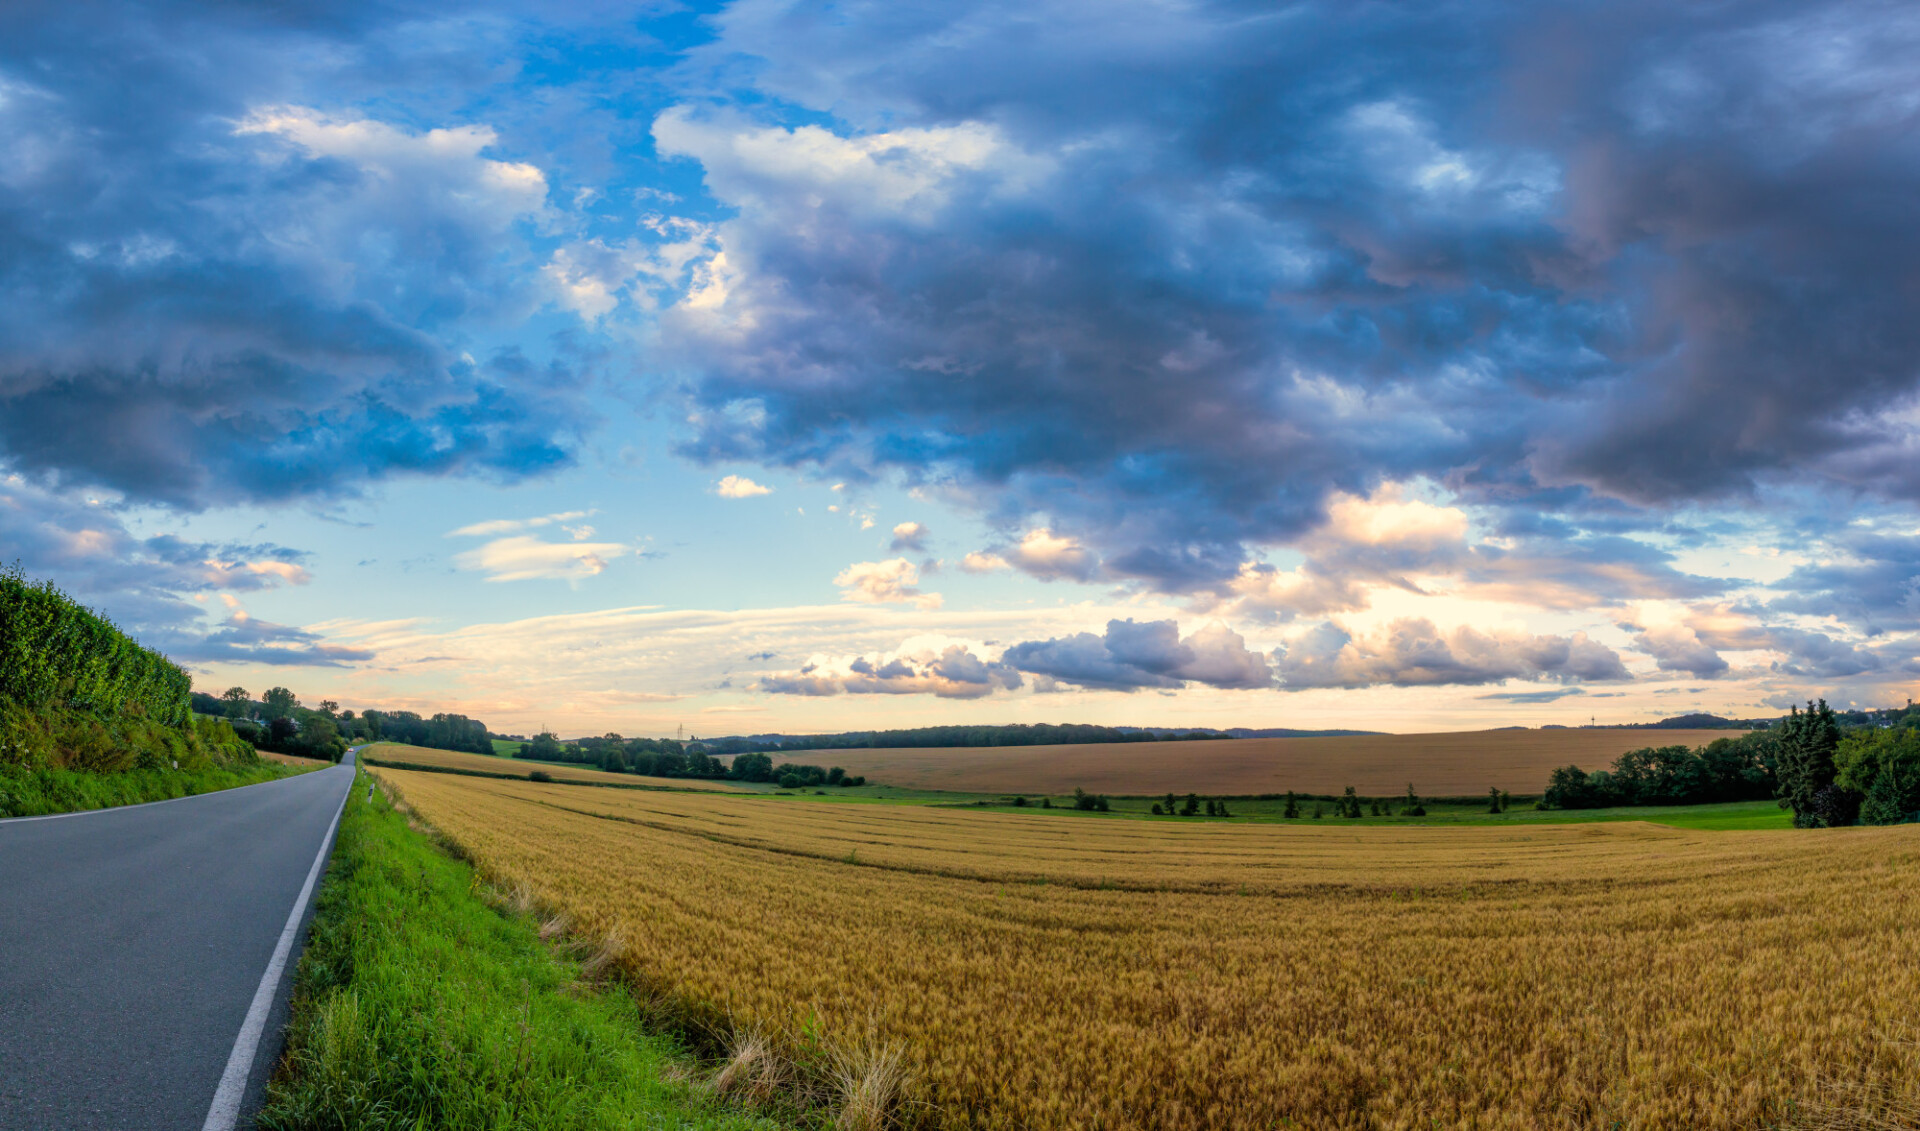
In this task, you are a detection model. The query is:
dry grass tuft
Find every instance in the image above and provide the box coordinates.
[708,1028,786,1105]
[577,929,624,983]
[536,912,570,942]
[831,1037,911,1131]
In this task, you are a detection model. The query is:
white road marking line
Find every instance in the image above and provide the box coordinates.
[199,769,352,1131]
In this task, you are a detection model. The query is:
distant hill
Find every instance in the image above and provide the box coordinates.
[696,723,1381,753]
[1647,713,1737,729]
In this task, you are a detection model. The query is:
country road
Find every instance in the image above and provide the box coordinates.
[0,751,357,1131]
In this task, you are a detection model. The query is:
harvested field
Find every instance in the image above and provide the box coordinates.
[257,749,331,767]
[361,742,747,791]
[778,728,1742,797]
[375,766,1920,1130]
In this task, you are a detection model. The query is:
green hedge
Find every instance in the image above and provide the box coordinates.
[0,563,189,725]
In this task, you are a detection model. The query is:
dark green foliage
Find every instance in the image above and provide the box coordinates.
[1012,795,1027,807]
[1339,786,1362,818]
[1835,726,1920,826]
[1777,701,1845,827]
[357,709,491,754]
[1180,793,1200,817]
[1311,802,1323,819]
[1095,794,1110,812]
[1151,803,1163,815]
[1040,797,1051,808]
[1073,786,1097,811]
[0,696,254,775]
[1401,783,1425,818]
[1215,799,1231,818]
[1543,732,1781,810]
[1859,772,1908,826]
[528,770,554,783]
[1487,787,1503,814]
[0,563,190,725]
[729,752,774,782]
[1283,791,1300,819]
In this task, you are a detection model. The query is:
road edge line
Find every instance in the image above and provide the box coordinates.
[199,763,354,1131]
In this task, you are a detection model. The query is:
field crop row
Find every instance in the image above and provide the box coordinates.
[375,767,1920,1130]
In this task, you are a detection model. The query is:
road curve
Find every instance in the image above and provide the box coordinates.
[0,752,356,1130]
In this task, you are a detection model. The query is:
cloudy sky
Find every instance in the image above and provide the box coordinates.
[5,0,1919,736]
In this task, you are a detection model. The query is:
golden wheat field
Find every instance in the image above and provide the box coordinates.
[360,742,747,790]
[374,766,1920,1130]
[783,728,1742,797]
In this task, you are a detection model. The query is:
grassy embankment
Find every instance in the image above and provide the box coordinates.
[258,771,781,1131]
[0,566,300,817]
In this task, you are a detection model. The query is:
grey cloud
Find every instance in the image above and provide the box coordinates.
[1273,619,1630,690]
[760,644,1022,698]
[1002,618,1272,691]
[661,0,1920,598]
[0,3,594,508]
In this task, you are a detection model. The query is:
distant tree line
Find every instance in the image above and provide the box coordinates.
[695,723,1233,754]
[1541,699,1920,827]
[191,686,492,763]
[516,732,865,788]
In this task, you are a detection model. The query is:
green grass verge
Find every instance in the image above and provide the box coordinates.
[257,772,778,1131]
[491,738,525,756]
[0,759,310,818]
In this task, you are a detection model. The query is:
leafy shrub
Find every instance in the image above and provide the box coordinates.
[0,563,189,725]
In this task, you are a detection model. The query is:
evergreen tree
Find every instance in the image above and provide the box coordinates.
[1401,783,1426,818]
[1487,786,1503,814]
[1860,771,1907,827]
[1341,786,1362,818]
[1778,700,1844,827]
[1283,791,1300,819]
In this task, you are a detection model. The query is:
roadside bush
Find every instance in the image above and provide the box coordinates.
[0,563,190,725]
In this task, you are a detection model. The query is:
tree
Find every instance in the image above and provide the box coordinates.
[262,687,299,721]
[1836,726,1920,825]
[318,699,340,717]
[1205,799,1217,817]
[1180,793,1200,817]
[1401,783,1426,818]
[1487,787,1503,814]
[731,752,775,782]
[1283,791,1300,819]
[1216,799,1231,818]
[1151,803,1164,815]
[1340,786,1362,818]
[1164,792,1177,817]
[522,731,565,761]
[1778,700,1844,827]
[221,686,251,719]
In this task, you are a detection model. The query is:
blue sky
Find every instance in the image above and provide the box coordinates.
[5,0,1920,736]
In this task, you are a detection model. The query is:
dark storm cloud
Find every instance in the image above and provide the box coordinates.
[0,1,591,507]
[661,0,1920,592]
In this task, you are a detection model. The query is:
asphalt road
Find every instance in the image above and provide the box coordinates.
[0,752,356,1130]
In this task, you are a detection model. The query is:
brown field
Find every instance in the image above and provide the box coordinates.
[257,749,331,767]
[375,766,1920,1130]
[783,728,1742,797]
[360,742,747,791]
